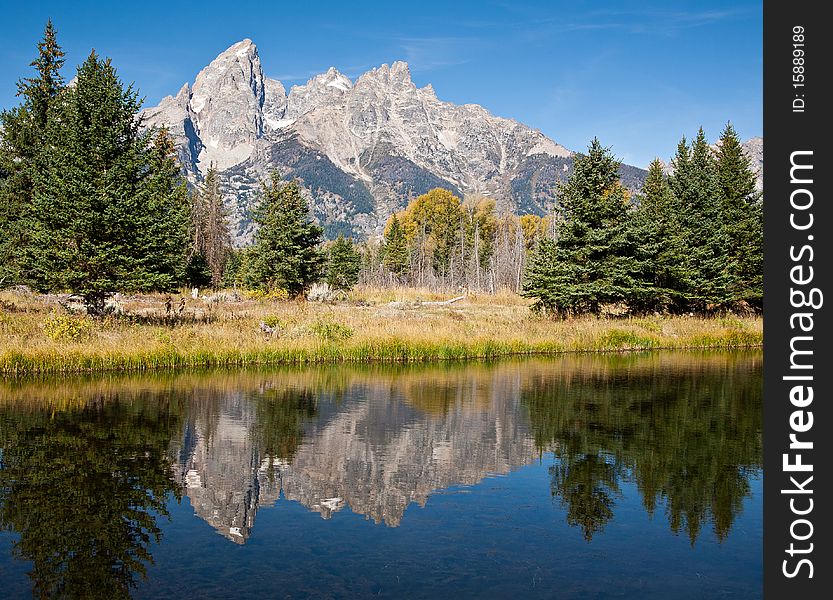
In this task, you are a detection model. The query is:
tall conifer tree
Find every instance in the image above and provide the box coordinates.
[18,19,65,130]
[246,172,324,296]
[629,159,687,311]
[523,139,644,315]
[668,129,727,311]
[26,52,189,313]
[382,214,410,277]
[0,20,65,285]
[715,123,763,309]
[326,235,362,291]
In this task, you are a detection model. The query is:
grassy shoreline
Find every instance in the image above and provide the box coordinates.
[0,287,762,376]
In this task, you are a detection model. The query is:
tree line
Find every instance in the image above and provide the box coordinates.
[1,23,762,317]
[523,131,762,316]
[362,127,762,318]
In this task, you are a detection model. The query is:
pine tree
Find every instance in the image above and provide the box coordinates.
[222,248,251,289]
[18,20,65,130]
[715,123,763,310]
[26,52,190,314]
[522,139,643,315]
[669,129,728,312]
[522,236,561,309]
[137,129,192,287]
[382,213,410,277]
[629,159,688,312]
[326,235,362,291]
[0,21,65,285]
[246,171,324,296]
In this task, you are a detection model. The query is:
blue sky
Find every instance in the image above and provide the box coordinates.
[0,0,761,168]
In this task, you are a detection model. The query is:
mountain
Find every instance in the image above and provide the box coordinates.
[142,39,646,243]
[741,136,763,191]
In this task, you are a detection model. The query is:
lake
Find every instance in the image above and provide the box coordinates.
[0,351,762,598]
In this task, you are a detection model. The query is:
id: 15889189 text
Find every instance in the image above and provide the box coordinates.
[792,25,806,113]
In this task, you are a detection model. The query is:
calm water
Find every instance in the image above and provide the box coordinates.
[0,352,762,599]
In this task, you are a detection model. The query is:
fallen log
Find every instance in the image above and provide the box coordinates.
[421,295,466,306]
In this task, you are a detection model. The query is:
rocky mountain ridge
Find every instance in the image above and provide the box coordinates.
[143,39,761,244]
[143,39,644,243]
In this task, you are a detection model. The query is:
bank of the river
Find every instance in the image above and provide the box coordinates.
[0,287,762,375]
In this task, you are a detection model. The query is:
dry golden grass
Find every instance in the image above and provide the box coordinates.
[0,287,762,375]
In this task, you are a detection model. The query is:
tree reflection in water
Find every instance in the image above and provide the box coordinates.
[0,397,182,599]
[251,388,319,477]
[549,453,623,541]
[522,355,762,543]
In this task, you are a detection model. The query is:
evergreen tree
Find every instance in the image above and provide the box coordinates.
[326,235,362,291]
[382,213,410,277]
[715,123,763,310]
[26,52,189,313]
[17,20,65,130]
[521,235,560,308]
[629,159,688,312]
[0,21,65,285]
[669,128,728,312]
[246,171,324,296]
[522,139,644,315]
[183,253,212,288]
[139,129,192,287]
[222,248,251,290]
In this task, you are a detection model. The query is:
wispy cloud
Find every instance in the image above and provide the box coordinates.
[395,36,476,72]
[566,7,751,34]
[450,4,753,37]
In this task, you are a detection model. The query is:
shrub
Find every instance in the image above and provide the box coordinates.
[43,314,94,342]
[244,288,290,301]
[309,319,353,342]
[262,316,285,330]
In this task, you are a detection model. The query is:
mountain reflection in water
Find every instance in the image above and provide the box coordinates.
[0,352,761,598]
